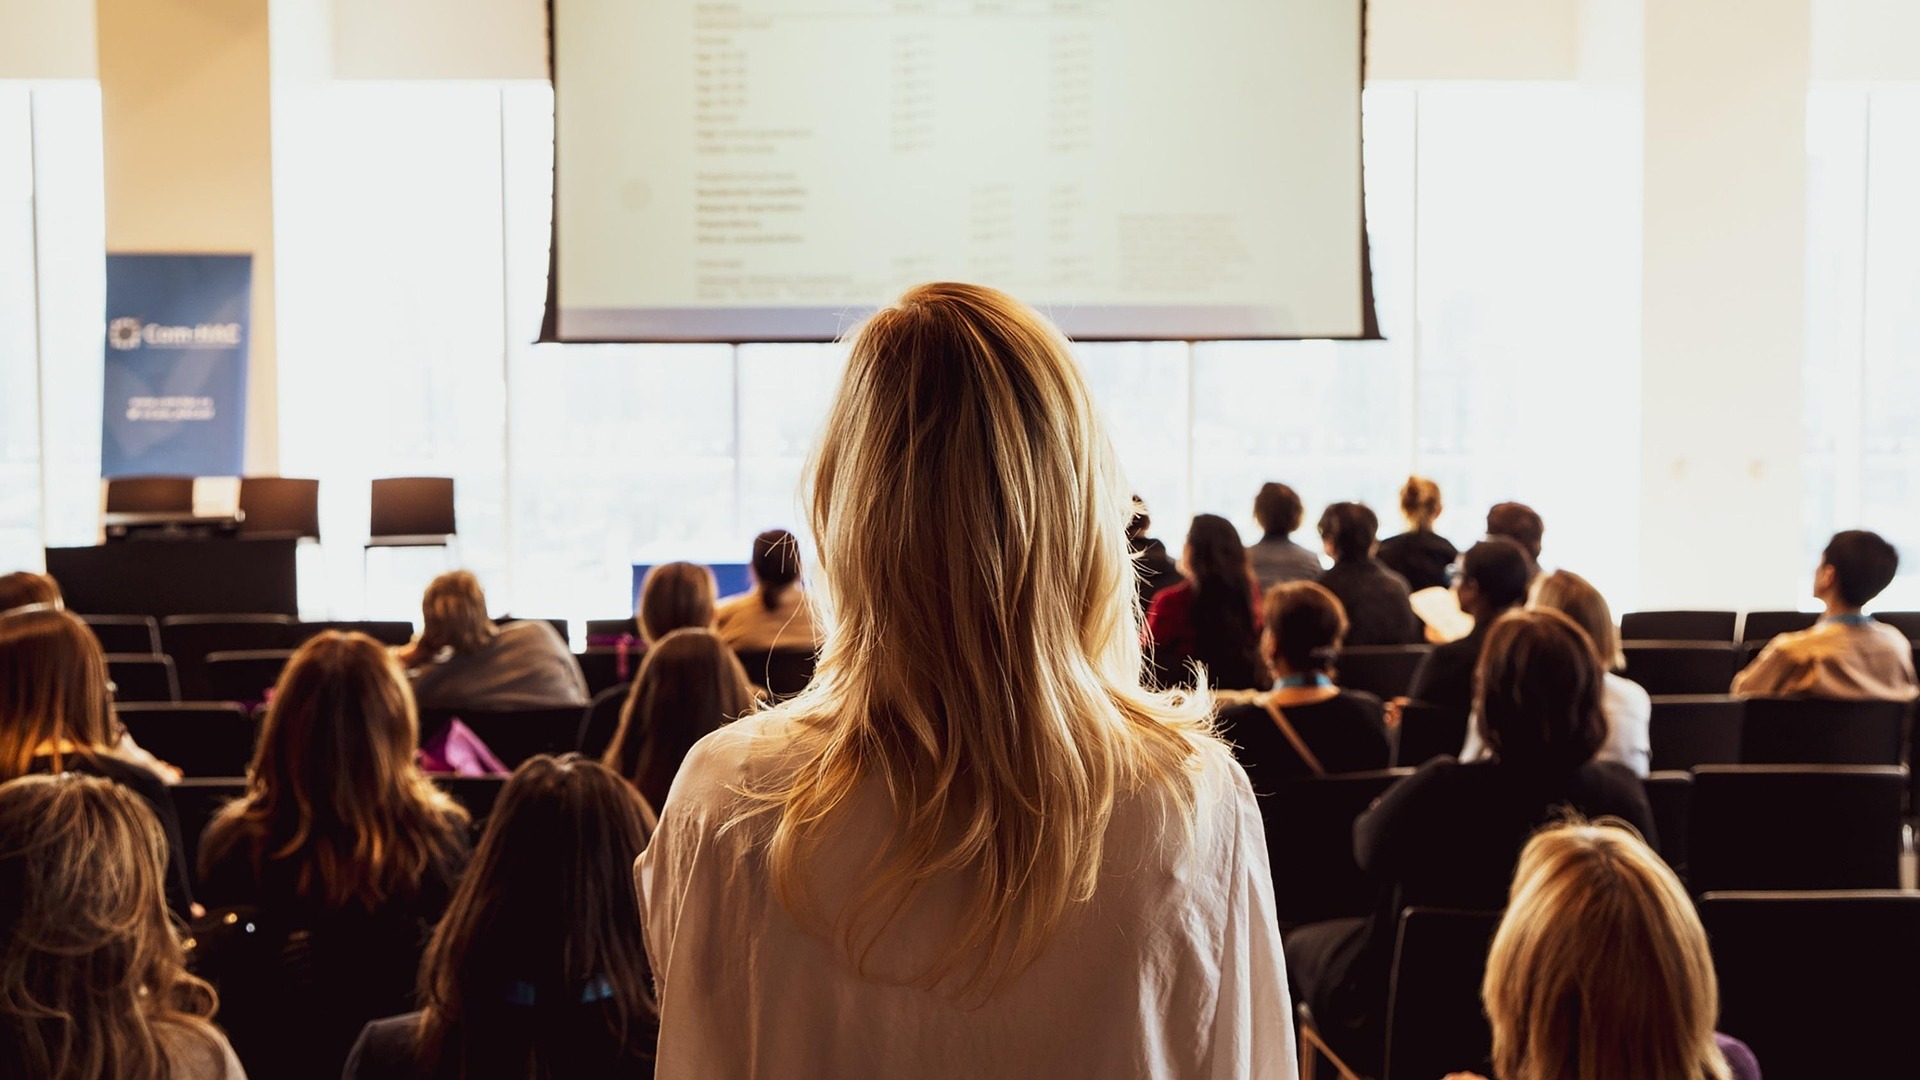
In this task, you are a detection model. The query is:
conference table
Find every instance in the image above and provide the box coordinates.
[45,538,299,617]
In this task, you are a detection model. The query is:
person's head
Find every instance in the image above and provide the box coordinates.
[416,570,497,658]
[1530,569,1624,673]
[1260,582,1347,679]
[1458,538,1534,623]
[219,631,464,908]
[637,562,717,644]
[1484,821,1732,1080]
[0,773,224,1080]
[0,607,113,781]
[1399,477,1443,532]
[1816,530,1900,610]
[1182,514,1251,590]
[1487,501,1545,563]
[603,628,756,812]
[750,529,803,612]
[1475,608,1607,772]
[1126,495,1152,540]
[0,572,60,615]
[772,283,1209,994]
[1252,483,1305,539]
[1317,502,1380,564]
[416,755,657,1076]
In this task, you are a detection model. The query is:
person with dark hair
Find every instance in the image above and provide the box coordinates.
[1282,609,1654,1073]
[1127,496,1183,610]
[1486,501,1545,567]
[636,562,717,644]
[1145,514,1266,690]
[1734,529,1917,701]
[1313,503,1420,646]
[603,628,758,813]
[1405,538,1535,712]
[342,755,659,1080]
[1375,477,1457,593]
[714,529,820,652]
[1247,483,1322,591]
[0,571,60,614]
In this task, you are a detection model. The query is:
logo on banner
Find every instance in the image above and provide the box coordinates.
[106,316,244,351]
[108,317,143,350]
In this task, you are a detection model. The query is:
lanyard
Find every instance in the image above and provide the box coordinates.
[1275,673,1333,690]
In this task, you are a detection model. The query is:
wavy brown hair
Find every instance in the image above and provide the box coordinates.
[1474,608,1608,772]
[0,607,114,781]
[0,773,225,1080]
[202,631,466,909]
[0,571,61,614]
[637,562,716,644]
[400,571,498,666]
[603,628,756,812]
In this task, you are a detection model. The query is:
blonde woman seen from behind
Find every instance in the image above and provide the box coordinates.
[638,283,1297,1079]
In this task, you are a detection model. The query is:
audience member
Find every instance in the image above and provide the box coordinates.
[1733,529,1918,701]
[1315,502,1421,646]
[197,631,472,1080]
[0,570,60,614]
[1127,497,1184,611]
[1247,482,1323,590]
[637,562,717,644]
[1448,822,1760,1080]
[399,571,587,712]
[639,284,1294,1076]
[343,755,659,1080]
[714,529,819,652]
[1406,538,1533,712]
[1284,608,1654,1072]
[1375,477,1457,593]
[1145,513,1267,690]
[1217,582,1390,792]
[1486,501,1545,571]
[0,774,245,1080]
[0,607,194,916]
[603,628,757,814]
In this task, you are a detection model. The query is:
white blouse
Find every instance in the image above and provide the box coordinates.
[636,713,1298,1079]
[1458,671,1653,777]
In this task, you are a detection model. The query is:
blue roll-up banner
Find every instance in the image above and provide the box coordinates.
[101,253,252,478]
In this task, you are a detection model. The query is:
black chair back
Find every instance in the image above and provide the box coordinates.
[1647,695,1745,771]
[577,645,645,697]
[1870,610,1920,640]
[204,650,296,706]
[1740,697,1907,766]
[168,776,248,875]
[105,475,194,513]
[418,708,582,770]
[578,684,630,760]
[237,477,320,540]
[108,653,180,702]
[1740,610,1820,643]
[1620,641,1739,695]
[1620,610,1737,642]
[1335,645,1432,701]
[431,775,509,835]
[736,648,818,701]
[1381,908,1501,1080]
[82,613,161,654]
[159,614,300,700]
[1688,765,1905,893]
[1393,702,1469,768]
[368,476,455,543]
[296,620,415,647]
[118,702,254,778]
[1642,770,1692,879]
[1700,890,1920,1079]
[1265,769,1411,928]
[585,617,641,643]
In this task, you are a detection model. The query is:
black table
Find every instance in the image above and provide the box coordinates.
[46,538,299,616]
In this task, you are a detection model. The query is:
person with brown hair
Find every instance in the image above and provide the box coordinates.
[1406,537,1536,713]
[1734,529,1917,702]
[0,773,246,1080]
[604,627,757,813]
[342,755,659,1080]
[198,631,471,1080]
[0,570,61,614]
[714,529,820,652]
[636,562,717,644]
[0,607,194,916]
[400,571,587,711]
[1283,608,1654,1074]
[1375,477,1458,593]
[1145,513,1268,690]
[1315,502,1421,646]
[1447,822,1760,1080]
[1486,501,1546,569]
[1247,482,1323,591]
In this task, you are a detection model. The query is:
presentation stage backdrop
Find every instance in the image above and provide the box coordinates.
[101,253,251,478]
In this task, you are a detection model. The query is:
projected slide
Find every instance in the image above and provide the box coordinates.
[550,0,1366,342]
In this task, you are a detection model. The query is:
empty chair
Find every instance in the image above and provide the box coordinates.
[81,613,161,655]
[1700,890,1920,1078]
[204,650,296,705]
[1620,641,1740,695]
[237,477,320,540]
[1392,701,1469,768]
[1334,644,1431,701]
[1263,769,1411,929]
[159,614,300,700]
[297,620,414,647]
[1647,695,1745,771]
[114,701,254,778]
[1740,610,1820,643]
[576,684,630,759]
[430,775,508,835]
[1740,697,1907,766]
[107,654,180,703]
[734,647,817,701]
[1688,765,1905,893]
[1870,610,1920,640]
[366,476,456,547]
[167,776,248,880]
[1620,610,1738,642]
[1379,908,1502,1080]
[1642,770,1692,878]
[585,616,642,643]
[577,646,644,699]
[417,707,582,771]
[105,475,196,513]
[498,616,570,645]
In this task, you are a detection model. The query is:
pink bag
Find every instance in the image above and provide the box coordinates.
[418,718,509,776]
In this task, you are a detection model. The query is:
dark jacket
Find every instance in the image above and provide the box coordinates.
[1375,530,1458,594]
[1315,560,1421,646]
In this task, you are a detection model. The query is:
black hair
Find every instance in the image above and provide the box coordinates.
[1184,514,1263,687]
[1316,502,1379,564]
[1462,538,1534,614]
[750,529,801,611]
[1823,530,1900,607]
[1253,483,1305,537]
[1486,502,1545,562]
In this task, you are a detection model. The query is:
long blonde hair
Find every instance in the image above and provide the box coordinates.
[1485,822,1732,1080]
[0,608,115,780]
[748,282,1212,994]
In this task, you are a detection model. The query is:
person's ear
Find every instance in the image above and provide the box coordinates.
[1814,563,1836,597]
[1458,578,1482,610]
[1260,628,1279,665]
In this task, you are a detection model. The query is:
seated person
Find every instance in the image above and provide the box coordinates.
[1283,608,1654,1074]
[0,570,60,614]
[1127,497,1183,611]
[1246,482,1323,591]
[637,561,717,644]
[1217,581,1390,790]
[1486,500,1545,574]
[604,628,758,813]
[1314,502,1422,646]
[1375,477,1458,593]
[400,571,588,711]
[1406,538,1533,712]
[343,755,659,1079]
[714,529,820,652]
[1145,514,1266,690]
[1733,530,1918,701]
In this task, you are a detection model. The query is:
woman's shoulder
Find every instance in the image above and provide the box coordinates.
[1602,671,1652,712]
[343,1012,422,1080]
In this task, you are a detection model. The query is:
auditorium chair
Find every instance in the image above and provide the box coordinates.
[1687,765,1905,893]
[736,647,818,701]
[1619,641,1740,695]
[1380,908,1501,1080]
[365,476,455,548]
[105,474,195,514]
[1391,702,1469,768]
[203,650,296,706]
[1641,771,1692,880]
[577,685,630,759]
[1264,769,1411,929]
[1739,697,1906,766]
[1871,610,1920,640]
[1700,891,1920,1078]
[417,707,582,771]
[1739,610,1820,643]
[577,645,645,697]
[585,617,642,643]
[81,613,162,654]
[1333,645,1431,701]
[431,775,508,834]
[1620,610,1737,642]
[108,654,181,702]
[116,702,254,778]
[296,619,414,647]
[159,614,300,700]
[1647,695,1745,772]
[236,476,320,541]
[499,615,570,645]
[169,776,248,875]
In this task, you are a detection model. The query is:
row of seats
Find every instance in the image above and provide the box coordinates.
[1620,608,1920,643]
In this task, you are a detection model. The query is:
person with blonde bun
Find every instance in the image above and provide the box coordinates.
[1376,477,1457,593]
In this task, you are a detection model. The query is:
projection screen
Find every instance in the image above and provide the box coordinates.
[546,0,1371,343]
